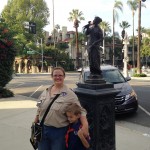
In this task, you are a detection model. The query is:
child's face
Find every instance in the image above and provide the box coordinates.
[66,112,80,123]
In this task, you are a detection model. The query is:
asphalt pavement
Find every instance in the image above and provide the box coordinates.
[0,94,150,150]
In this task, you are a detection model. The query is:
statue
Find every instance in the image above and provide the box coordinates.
[83,16,103,76]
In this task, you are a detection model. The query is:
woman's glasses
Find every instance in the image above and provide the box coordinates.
[53,75,64,78]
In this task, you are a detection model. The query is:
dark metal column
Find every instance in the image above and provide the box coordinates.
[74,77,119,150]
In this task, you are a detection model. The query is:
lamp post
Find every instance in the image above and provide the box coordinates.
[123,32,129,77]
[41,38,43,73]
[36,38,43,73]
[112,8,115,66]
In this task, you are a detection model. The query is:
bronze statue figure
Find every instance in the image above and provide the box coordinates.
[83,16,103,76]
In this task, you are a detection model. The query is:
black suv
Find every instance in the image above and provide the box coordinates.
[78,65,138,114]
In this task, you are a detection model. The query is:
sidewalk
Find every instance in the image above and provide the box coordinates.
[0,95,150,150]
[131,75,150,80]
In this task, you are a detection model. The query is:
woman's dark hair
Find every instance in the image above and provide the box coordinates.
[51,67,65,77]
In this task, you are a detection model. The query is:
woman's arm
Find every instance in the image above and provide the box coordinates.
[80,115,89,137]
[34,108,40,123]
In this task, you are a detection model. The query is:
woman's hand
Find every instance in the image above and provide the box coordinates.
[34,115,39,123]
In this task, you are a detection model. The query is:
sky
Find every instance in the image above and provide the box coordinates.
[0,0,150,37]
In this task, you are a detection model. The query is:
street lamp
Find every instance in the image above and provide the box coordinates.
[123,32,129,77]
[41,38,43,73]
[37,38,43,73]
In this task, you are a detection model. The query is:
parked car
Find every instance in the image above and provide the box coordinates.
[78,65,138,114]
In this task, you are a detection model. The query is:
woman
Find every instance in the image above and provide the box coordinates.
[34,67,89,150]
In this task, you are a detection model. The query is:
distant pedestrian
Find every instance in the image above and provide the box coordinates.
[65,103,91,150]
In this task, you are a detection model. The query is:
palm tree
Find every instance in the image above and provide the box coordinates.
[68,9,85,69]
[99,21,111,57]
[127,0,145,68]
[140,28,150,67]
[112,0,123,66]
[119,21,131,39]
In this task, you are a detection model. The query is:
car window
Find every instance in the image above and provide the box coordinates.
[83,69,125,84]
[84,72,90,81]
[102,69,125,84]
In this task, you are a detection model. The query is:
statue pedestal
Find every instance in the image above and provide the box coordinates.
[74,78,119,150]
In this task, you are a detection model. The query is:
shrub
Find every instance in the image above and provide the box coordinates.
[0,87,14,98]
[0,17,16,98]
[133,73,147,77]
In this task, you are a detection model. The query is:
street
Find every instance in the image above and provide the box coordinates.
[116,79,150,128]
[6,73,150,129]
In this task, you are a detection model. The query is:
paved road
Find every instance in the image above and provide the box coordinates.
[6,73,150,129]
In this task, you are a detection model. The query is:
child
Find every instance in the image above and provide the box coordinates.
[65,103,91,150]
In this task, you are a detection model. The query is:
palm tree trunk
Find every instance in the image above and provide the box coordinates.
[137,0,141,74]
[112,9,115,66]
[75,27,79,68]
[52,0,55,48]
[132,12,135,68]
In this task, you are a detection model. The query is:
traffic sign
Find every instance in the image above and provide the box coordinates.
[123,57,129,62]
[27,51,35,54]
[124,57,129,62]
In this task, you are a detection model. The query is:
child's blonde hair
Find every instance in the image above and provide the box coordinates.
[65,103,81,115]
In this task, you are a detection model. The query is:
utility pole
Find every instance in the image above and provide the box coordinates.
[112,8,115,66]
[36,39,43,73]
[41,38,43,73]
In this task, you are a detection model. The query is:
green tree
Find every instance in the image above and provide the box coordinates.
[119,21,130,33]
[44,47,74,71]
[137,0,146,74]
[141,38,150,56]
[70,32,85,50]
[112,0,123,66]
[119,21,130,43]
[68,9,85,69]
[1,0,49,57]
[141,28,150,57]
[0,17,16,97]
[127,0,146,68]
